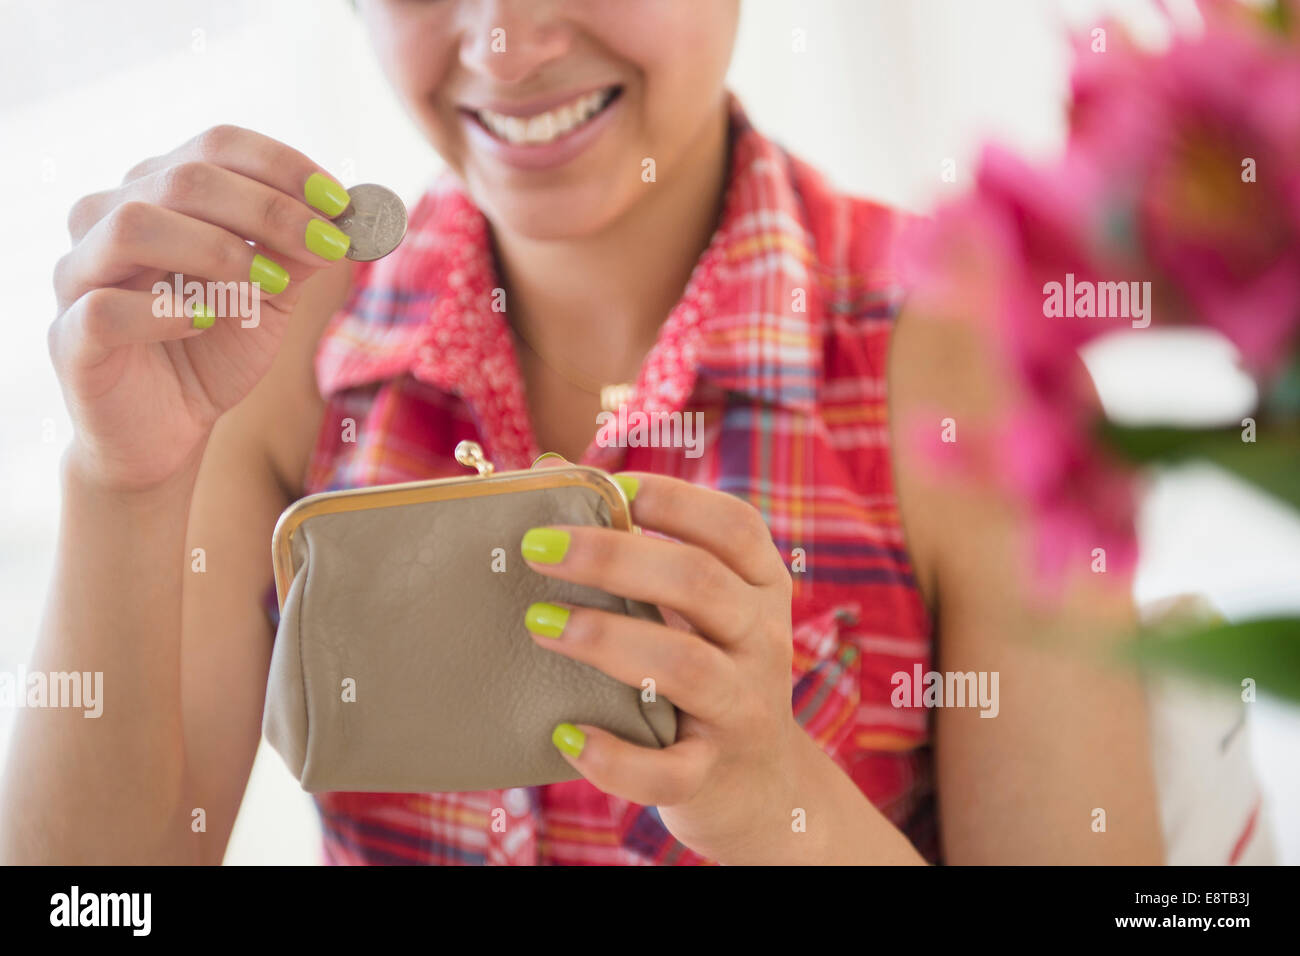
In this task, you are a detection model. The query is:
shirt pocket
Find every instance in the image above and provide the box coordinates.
[790,602,930,755]
[790,603,865,750]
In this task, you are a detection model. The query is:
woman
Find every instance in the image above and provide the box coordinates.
[2,0,1162,864]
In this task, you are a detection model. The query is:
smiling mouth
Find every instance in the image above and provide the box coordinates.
[466,86,623,147]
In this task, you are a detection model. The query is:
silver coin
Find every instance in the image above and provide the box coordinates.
[333,183,408,261]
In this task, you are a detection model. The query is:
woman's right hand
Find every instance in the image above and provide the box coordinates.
[49,125,355,491]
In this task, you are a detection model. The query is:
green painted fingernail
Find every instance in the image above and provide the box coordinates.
[305,218,351,261]
[552,722,585,757]
[613,473,639,502]
[304,172,350,217]
[250,254,289,295]
[521,528,570,564]
[525,601,570,638]
[190,302,216,330]
[532,452,566,466]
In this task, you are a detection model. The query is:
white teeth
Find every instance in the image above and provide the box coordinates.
[476,89,614,146]
[525,113,554,142]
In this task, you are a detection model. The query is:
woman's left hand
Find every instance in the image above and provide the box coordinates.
[519,470,810,863]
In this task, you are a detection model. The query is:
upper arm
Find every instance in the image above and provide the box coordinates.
[888,309,1164,864]
[179,263,352,863]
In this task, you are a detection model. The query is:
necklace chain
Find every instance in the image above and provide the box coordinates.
[510,318,636,413]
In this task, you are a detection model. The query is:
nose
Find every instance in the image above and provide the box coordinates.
[458,0,573,86]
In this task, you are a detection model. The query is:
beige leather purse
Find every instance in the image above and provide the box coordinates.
[263,441,677,793]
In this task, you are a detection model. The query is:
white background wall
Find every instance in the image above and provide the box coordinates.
[1,0,1295,865]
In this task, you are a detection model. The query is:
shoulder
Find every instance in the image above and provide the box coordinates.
[787,153,907,285]
[215,172,473,499]
[221,260,356,498]
[243,176,478,491]
[771,154,972,609]
[764,157,912,490]
[775,153,910,372]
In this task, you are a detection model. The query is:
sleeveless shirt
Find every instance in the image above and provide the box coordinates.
[290,95,937,865]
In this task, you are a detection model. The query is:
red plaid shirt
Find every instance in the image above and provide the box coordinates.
[298,95,936,864]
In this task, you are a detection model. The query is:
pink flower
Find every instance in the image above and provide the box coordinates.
[997,403,1139,581]
[900,149,1139,581]
[900,0,1300,584]
[971,146,1131,391]
[1068,0,1300,372]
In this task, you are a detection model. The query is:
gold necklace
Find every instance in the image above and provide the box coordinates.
[510,318,636,413]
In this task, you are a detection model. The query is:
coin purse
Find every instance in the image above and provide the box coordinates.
[263,441,677,794]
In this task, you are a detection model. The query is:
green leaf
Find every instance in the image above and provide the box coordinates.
[1262,0,1293,36]
[1099,422,1300,512]
[1124,616,1300,703]
[1265,349,1300,419]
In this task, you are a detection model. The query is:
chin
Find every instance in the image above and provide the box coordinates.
[469,174,635,242]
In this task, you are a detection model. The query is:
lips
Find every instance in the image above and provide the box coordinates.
[458,84,625,172]
[471,86,621,146]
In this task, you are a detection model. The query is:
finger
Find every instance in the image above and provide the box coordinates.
[66,189,115,243]
[242,241,320,316]
[529,451,570,470]
[71,126,351,247]
[120,124,350,218]
[50,287,209,368]
[524,602,735,721]
[121,162,349,269]
[55,202,300,311]
[521,525,755,646]
[614,472,789,587]
[551,723,712,808]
